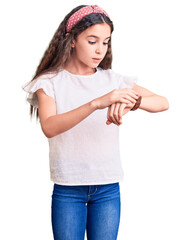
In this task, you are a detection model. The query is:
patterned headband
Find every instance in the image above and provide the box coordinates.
[66,5,110,33]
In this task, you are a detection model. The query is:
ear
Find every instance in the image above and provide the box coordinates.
[71,39,76,48]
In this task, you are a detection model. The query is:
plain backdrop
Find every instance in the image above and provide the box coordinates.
[1,0,189,239]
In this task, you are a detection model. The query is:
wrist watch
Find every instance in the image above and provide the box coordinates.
[130,96,142,111]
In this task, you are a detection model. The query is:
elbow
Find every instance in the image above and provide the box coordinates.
[164,97,169,110]
[42,127,53,138]
[165,105,169,111]
[152,96,169,112]
[41,121,55,138]
[160,97,169,112]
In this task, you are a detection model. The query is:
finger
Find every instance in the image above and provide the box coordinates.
[123,107,131,115]
[114,103,122,125]
[107,105,111,120]
[130,90,139,96]
[127,92,139,100]
[126,102,134,108]
[124,94,138,104]
[123,101,134,114]
[106,119,112,125]
[120,88,139,97]
[106,105,112,125]
[109,103,118,125]
[118,103,127,122]
[120,98,134,105]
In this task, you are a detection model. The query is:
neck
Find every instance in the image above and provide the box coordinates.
[64,56,96,76]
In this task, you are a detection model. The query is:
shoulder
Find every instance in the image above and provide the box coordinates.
[36,71,62,82]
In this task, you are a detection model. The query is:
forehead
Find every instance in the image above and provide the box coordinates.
[80,23,111,38]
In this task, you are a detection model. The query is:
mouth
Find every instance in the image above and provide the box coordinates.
[92,58,102,62]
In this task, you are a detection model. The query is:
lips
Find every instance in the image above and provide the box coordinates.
[92,58,102,61]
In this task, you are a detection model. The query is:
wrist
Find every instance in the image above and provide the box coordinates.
[90,99,99,110]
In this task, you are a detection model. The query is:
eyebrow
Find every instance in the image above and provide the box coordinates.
[87,35,111,40]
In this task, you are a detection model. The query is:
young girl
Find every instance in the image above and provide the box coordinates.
[22,4,169,240]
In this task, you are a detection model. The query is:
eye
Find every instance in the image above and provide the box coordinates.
[88,41,96,45]
[103,42,109,45]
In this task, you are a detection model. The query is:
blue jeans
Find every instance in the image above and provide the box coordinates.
[51,182,121,240]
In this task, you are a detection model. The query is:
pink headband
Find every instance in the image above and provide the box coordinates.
[66,5,110,33]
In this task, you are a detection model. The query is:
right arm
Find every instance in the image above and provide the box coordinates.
[36,88,139,138]
[36,89,97,138]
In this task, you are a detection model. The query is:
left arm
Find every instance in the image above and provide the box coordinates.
[106,84,169,125]
[132,83,169,112]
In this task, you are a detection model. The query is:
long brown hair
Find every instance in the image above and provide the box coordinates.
[27,5,114,120]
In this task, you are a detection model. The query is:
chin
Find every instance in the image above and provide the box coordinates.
[84,60,100,69]
[93,62,101,67]
[87,64,99,69]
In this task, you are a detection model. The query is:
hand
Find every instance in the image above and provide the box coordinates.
[94,88,139,110]
[106,101,135,126]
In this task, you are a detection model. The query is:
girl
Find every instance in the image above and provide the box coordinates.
[22,4,169,240]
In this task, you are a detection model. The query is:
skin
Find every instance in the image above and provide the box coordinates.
[65,23,111,75]
[64,23,169,126]
[107,83,169,126]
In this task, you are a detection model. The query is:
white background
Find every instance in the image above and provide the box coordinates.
[1,0,189,239]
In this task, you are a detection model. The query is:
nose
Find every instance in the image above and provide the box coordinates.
[95,43,103,54]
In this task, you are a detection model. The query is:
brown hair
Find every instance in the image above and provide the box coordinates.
[27,5,114,120]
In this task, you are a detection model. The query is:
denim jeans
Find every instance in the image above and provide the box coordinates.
[51,182,121,240]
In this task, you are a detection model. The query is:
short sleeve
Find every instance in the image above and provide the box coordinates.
[118,74,138,89]
[21,75,55,108]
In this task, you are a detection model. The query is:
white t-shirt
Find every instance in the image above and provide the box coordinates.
[22,67,138,185]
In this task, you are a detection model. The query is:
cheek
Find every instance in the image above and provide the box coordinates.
[102,46,108,57]
[77,43,89,54]
[80,45,93,58]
